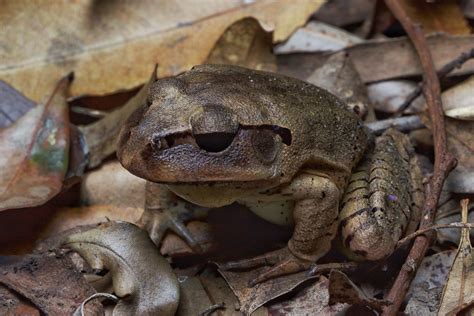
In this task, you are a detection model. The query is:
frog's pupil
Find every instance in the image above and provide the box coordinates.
[194,132,235,152]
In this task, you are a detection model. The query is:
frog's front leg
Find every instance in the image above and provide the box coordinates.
[223,173,340,284]
[141,181,208,252]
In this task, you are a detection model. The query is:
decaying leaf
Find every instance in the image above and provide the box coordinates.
[275,21,362,54]
[218,266,317,315]
[400,0,470,35]
[79,67,156,168]
[436,199,474,245]
[314,0,375,27]
[306,51,372,119]
[0,252,103,315]
[0,74,72,211]
[268,276,348,315]
[405,251,456,315]
[0,80,35,128]
[0,286,40,316]
[438,199,474,315]
[1,0,323,102]
[206,17,276,72]
[328,270,390,313]
[63,221,179,316]
[278,34,474,83]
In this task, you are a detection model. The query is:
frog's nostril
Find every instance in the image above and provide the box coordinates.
[194,132,235,152]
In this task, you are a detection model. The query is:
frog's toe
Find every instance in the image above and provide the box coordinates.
[140,207,204,253]
[221,247,312,285]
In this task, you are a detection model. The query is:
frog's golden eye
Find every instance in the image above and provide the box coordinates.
[252,129,278,163]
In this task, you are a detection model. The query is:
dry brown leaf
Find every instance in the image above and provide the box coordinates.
[328,270,390,313]
[442,75,474,121]
[218,266,316,315]
[267,276,348,315]
[206,17,276,72]
[79,67,156,168]
[400,0,470,35]
[0,252,103,315]
[0,74,72,211]
[438,199,474,315]
[405,251,456,315]
[64,221,179,316]
[278,34,474,83]
[0,1,323,102]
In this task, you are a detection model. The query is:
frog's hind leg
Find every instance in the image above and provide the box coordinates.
[339,128,423,261]
[141,181,208,253]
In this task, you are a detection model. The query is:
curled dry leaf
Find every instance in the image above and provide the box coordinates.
[268,276,349,315]
[0,74,72,211]
[218,266,317,315]
[1,0,323,102]
[79,67,156,168]
[63,221,179,316]
[367,80,417,113]
[306,51,372,119]
[206,17,276,72]
[438,199,474,315]
[0,252,103,315]
[328,270,390,313]
[275,21,362,54]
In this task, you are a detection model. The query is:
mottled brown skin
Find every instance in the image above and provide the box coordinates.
[117,64,422,283]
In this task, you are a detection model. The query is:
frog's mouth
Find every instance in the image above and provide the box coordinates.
[152,124,291,154]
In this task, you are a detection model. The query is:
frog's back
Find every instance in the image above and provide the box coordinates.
[182,65,368,185]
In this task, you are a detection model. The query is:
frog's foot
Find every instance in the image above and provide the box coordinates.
[140,202,208,253]
[221,247,312,286]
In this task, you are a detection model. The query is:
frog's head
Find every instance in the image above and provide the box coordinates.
[117,66,293,186]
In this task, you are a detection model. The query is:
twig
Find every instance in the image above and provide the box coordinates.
[381,1,457,315]
[396,222,474,248]
[365,114,423,135]
[395,48,474,116]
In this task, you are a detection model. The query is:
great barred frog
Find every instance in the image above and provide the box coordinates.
[117,64,423,283]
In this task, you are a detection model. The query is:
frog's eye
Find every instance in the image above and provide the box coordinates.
[252,129,278,163]
[194,132,236,153]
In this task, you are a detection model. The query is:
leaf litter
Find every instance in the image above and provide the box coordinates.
[1,1,474,315]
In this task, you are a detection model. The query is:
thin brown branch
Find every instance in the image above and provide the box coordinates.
[395,48,474,116]
[396,222,474,248]
[381,1,457,315]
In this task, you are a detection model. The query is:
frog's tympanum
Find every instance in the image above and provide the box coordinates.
[117,65,423,284]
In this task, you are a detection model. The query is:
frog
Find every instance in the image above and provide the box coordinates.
[117,64,424,284]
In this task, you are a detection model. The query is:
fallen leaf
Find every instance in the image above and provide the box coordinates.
[438,199,474,315]
[328,270,390,313]
[0,286,40,316]
[80,161,146,208]
[1,0,323,102]
[400,0,470,35]
[0,252,103,315]
[0,80,35,128]
[275,21,362,54]
[79,67,156,168]
[267,276,348,315]
[64,221,179,316]
[206,17,276,72]
[278,34,474,83]
[306,51,372,119]
[0,74,72,211]
[436,199,474,245]
[218,266,317,315]
[405,251,456,315]
[176,275,215,316]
